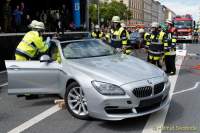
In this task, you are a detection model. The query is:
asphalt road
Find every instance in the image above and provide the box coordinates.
[1,43,200,133]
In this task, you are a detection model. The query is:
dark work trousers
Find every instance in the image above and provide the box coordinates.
[165,55,176,73]
[147,53,150,62]
[150,59,162,68]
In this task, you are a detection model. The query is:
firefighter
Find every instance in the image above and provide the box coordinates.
[139,28,150,49]
[165,19,177,38]
[148,22,166,68]
[91,25,104,39]
[119,23,131,55]
[164,36,177,75]
[193,29,199,43]
[138,29,145,48]
[103,27,111,44]
[110,16,122,49]
[164,20,177,75]
[138,28,150,61]
[15,20,50,61]
[143,29,151,62]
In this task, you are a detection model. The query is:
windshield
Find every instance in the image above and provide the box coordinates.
[174,20,192,28]
[62,40,115,59]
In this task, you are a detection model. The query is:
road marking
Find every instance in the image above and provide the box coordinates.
[183,43,187,50]
[0,82,8,87]
[7,105,61,133]
[142,52,186,133]
[173,82,200,95]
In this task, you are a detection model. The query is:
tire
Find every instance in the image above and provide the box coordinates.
[64,82,90,120]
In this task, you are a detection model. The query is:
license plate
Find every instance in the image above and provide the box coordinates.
[139,95,163,107]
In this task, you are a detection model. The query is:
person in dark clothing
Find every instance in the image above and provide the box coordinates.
[60,4,68,34]
[20,2,29,32]
[2,1,12,32]
[13,5,23,32]
[24,14,32,31]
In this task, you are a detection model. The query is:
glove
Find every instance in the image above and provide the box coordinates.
[45,37,51,48]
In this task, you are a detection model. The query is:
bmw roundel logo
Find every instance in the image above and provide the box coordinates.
[147,80,153,85]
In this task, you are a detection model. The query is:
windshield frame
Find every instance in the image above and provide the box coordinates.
[61,39,115,59]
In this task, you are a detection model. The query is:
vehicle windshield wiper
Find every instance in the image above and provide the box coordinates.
[66,53,114,59]
[84,53,114,58]
[66,57,83,59]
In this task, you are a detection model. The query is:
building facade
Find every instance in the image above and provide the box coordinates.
[158,4,165,23]
[143,0,152,26]
[151,0,158,23]
[129,0,144,24]
[94,0,175,26]
[164,8,176,21]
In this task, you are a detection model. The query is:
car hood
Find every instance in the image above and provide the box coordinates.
[66,54,164,86]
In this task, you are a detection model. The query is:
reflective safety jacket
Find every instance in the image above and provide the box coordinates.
[111,29,120,40]
[105,32,111,44]
[110,29,121,48]
[91,31,104,39]
[52,48,61,64]
[119,28,130,45]
[144,32,151,49]
[148,31,166,60]
[164,38,177,56]
[16,31,49,59]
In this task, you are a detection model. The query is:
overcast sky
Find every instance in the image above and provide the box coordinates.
[157,0,200,20]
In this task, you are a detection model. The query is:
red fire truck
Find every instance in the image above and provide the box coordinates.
[173,14,195,42]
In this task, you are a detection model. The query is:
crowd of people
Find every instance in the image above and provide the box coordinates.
[1,1,31,32]
[91,16,177,75]
[1,1,79,33]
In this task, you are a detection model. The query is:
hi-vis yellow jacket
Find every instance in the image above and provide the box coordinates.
[16,31,49,59]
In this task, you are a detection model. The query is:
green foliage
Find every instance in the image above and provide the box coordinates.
[89,1,132,24]
[89,4,98,24]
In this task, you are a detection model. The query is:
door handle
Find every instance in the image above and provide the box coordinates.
[9,65,19,68]
[12,68,20,71]
[9,65,20,70]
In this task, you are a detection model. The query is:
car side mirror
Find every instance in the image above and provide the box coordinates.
[40,55,52,63]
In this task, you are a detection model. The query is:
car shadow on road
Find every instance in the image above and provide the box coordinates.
[18,94,60,107]
[97,115,150,132]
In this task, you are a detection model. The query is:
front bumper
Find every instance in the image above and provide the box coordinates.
[177,35,192,40]
[87,78,170,121]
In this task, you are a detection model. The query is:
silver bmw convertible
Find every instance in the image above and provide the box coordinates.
[6,39,170,120]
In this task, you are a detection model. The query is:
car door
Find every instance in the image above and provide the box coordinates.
[6,60,63,95]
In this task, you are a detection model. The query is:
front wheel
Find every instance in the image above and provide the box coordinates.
[64,82,90,120]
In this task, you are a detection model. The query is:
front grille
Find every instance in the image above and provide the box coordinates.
[132,86,152,98]
[179,32,189,36]
[154,82,165,95]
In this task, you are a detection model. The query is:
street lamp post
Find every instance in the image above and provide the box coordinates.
[97,0,100,26]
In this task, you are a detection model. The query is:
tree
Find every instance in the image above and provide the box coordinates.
[89,1,132,25]
[89,4,98,24]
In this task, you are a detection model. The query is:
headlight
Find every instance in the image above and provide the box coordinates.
[91,81,125,96]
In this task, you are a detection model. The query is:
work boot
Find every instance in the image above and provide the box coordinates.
[169,72,176,76]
